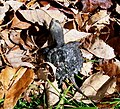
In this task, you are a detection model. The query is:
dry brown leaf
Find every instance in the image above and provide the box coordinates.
[11,14,31,29]
[26,0,36,8]
[5,48,34,68]
[5,48,24,67]
[100,61,120,92]
[81,62,93,76]
[0,67,17,91]
[8,30,35,50]
[39,1,49,7]
[81,73,110,97]
[17,8,66,27]
[80,34,97,49]
[74,72,116,103]
[88,10,110,26]
[8,30,22,45]
[100,60,118,77]
[64,20,76,29]
[46,8,66,22]
[81,0,112,12]
[10,67,28,86]
[107,37,120,55]
[81,49,93,59]
[3,68,34,109]
[18,9,52,26]
[0,3,9,25]
[64,29,91,43]
[75,13,89,30]
[6,1,23,11]
[37,62,56,82]
[116,4,120,14]
[96,77,116,98]
[114,62,120,92]
[36,62,59,107]
[46,80,61,107]
[0,67,17,99]
[28,2,40,9]
[88,38,115,59]
[0,66,34,108]
[0,67,28,92]
[1,30,15,48]
[17,0,27,3]
[85,10,110,32]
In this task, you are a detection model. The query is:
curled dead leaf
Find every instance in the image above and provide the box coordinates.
[0,67,17,99]
[0,67,17,91]
[36,62,56,82]
[1,30,15,48]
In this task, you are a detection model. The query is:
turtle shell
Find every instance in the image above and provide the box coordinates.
[47,41,83,85]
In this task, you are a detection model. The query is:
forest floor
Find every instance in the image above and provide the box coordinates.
[0,0,120,109]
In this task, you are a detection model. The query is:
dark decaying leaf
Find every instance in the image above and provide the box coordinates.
[107,37,120,55]
[81,0,113,12]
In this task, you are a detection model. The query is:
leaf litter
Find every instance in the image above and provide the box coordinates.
[0,0,120,108]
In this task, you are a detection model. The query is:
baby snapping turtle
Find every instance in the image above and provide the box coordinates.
[47,19,83,86]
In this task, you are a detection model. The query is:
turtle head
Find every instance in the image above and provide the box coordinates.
[49,19,64,47]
